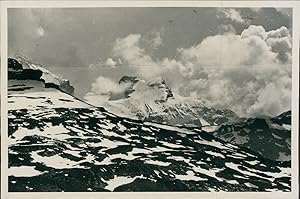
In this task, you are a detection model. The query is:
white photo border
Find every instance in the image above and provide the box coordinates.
[1,1,299,199]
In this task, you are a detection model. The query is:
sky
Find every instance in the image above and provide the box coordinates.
[8,7,292,117]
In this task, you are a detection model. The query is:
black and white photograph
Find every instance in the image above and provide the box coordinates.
[1,1,299,197]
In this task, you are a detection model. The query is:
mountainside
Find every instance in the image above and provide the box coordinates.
[214,111,291,161]
[85,76,240,128]
[8,58,291,192]
[10,55,74,95]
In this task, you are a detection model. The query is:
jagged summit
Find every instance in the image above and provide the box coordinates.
[86,76,239,128]
[119,76,140,84]
[118,76,174,101]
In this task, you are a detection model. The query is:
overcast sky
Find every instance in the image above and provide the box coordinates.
[8,7,292,117]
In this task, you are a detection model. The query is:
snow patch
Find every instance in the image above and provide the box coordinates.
[9,166,45,177]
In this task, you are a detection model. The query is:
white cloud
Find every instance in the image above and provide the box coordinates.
[112,33,186,79]
[105,58,117,68]
[266,26,292,63]
[217,24,236,34]
[84,76,131,104]
[112,34,160,78]
[142,27,165,50]
[266,36,291,63]
[176,25,291,116]
[36,26,45,37]
[90,76,124,95]
[217,8,246,24]
[240,25,292,63]
[267,26,290,38]
[152,31,163,49]
[241,25,267,40]
[87,25,292,117]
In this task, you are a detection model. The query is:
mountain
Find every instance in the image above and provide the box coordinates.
[85,76,240,128]
[85,75,291,162]
[8,58,291,192]
[10,55,74,95]
[213,111,291,161]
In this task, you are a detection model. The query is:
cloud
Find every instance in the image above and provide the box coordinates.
[152,31,163,49]
[87,25,292,117]
[36,26,45,37]
[217,24,236,34]
[175,25,291,116]
[88,57,122,69]
[111,33,187,79]
[267,26,290,38]
[241,25,267,40]
[249,8,262,12]
[241,25,292,63]
[178,33,277,69]
[146,27,165,49]
[84,76,131,104]
[89,76,124,95]
[217,8,246,24]
[266,36,291,63]
[112,34,159,77]
[105,58,117,68]
[266,26,292,63]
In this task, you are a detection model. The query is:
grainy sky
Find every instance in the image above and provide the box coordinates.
[8,7,292,117]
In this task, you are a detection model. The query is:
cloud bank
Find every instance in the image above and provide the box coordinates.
[87,24,292,117]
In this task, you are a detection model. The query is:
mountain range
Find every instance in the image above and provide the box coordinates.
[8,57,291,192]
[85,75,240,128]
[84,74,291,161]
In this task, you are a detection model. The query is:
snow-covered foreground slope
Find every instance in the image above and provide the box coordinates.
[8,58,291,192]
[8,80,89,110]
[85,76,240,128]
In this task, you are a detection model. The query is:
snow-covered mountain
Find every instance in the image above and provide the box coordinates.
[85,75,291,162]
[8,58,291,192]
[214,111,291,161]
[85,76,240,128]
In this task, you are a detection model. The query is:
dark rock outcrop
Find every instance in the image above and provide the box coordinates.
[213,111,291,161]
[8,57,74,95]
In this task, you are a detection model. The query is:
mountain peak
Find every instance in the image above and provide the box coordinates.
[117,76,174,101]
[119,76,140,84]
[147,77,165,86]
[87,75,239,128]
[147,77,174,99]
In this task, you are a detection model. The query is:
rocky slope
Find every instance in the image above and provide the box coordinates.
[10,55,74,95]
[214,111,291,161]
[85,76,240,128]
[8,58,291,192]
